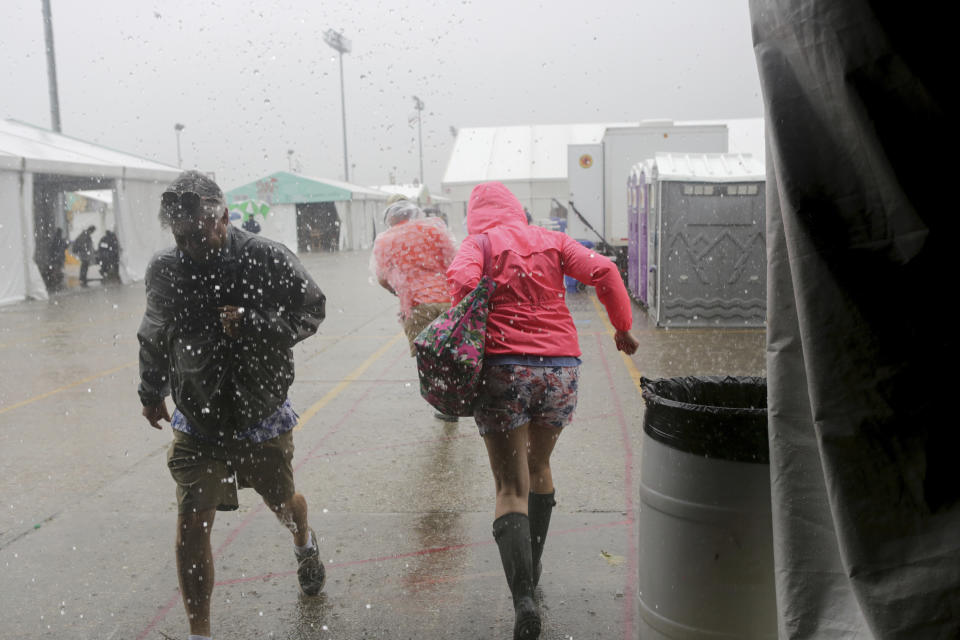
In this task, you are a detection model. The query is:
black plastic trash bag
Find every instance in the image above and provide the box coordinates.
[640,376,768,463]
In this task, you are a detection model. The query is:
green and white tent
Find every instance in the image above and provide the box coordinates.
[225,172,390,253]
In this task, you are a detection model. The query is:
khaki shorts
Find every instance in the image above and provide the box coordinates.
[167,429,296,514]
[402,302,450,356]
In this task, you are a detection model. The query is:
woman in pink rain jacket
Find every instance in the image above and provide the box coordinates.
[446,181,638,639]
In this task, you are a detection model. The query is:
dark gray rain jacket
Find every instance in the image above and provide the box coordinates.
[137,226,325,438]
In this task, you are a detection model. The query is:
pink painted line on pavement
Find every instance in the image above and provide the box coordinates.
[595,333,638,640]
[135,348,405,640]
[135,592,186,640]
[301,432,472,462]
[212,518,631,588]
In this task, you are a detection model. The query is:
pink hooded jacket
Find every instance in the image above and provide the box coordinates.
[446,182,632,357]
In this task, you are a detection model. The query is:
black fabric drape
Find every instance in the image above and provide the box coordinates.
[751,1,960,637]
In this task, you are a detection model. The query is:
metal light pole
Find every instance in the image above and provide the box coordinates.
[323,29,352,183]
[287,149,295,172]
[412,95,424,186]
[174,123,185,169]
[41,0,62,132]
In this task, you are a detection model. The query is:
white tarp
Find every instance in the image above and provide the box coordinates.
[114,171,178,282]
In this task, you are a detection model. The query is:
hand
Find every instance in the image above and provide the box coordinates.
[142,400,171,430]
[219,305,246,338]
[614,329,639,355]
[377,277,397,296]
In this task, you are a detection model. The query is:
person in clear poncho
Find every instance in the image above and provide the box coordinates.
[371,198,459,420]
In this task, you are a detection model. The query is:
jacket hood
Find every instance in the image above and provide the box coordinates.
[466,182,528,235]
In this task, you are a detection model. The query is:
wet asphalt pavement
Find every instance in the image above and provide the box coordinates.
[0,249,764,639]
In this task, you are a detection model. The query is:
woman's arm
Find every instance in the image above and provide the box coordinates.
[446,235,484,305]
[561,237,638,353]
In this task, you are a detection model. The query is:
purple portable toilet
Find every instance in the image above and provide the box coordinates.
[627,161,653,305]
[627,170,640,299]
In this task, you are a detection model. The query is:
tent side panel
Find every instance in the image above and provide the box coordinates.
[0,169,29,304]
[358,201,377,250]
[253,203,298,254]
[115,177,172,282]
[21,171,47,301]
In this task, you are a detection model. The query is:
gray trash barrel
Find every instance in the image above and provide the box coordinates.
[638,376,775,639]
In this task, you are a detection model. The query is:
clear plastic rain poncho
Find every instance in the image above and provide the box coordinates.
[370,201,457,320]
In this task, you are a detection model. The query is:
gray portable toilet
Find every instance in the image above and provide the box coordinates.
[646,153,766,327]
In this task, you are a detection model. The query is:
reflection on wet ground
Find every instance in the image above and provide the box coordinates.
[0,249,763,639]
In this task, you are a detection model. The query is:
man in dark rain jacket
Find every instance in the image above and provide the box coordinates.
[137,170,327,640]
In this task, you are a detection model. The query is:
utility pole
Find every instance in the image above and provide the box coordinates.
[323,29,352,183]
[174,123,185,168]
[41,0,62,132]
[412,95,424,186]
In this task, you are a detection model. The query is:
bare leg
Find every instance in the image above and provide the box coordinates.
[527,421,562,494]
[486,424,542,637]
[483,423,531,518]
[266,491,310,546]
[175,509,216,637]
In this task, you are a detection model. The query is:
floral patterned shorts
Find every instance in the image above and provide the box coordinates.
[473,365,580,436]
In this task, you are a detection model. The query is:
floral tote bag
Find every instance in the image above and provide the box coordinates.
[414,234,494,416]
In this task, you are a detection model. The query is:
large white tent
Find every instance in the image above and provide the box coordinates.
[0,119,180,305]
[440,119,764,239]
[441,123,635,232]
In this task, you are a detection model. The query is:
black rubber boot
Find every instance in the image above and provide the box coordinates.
[493,513,541,640]
[528,491,556,588]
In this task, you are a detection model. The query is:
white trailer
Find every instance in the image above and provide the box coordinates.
[567,121,728,250]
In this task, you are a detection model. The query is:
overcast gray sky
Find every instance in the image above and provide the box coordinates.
[3,0,762,191]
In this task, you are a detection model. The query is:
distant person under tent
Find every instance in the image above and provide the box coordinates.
[40,227,69,291]
[242,216,261,234]
[71,225,96,287]
[97,230,121,284]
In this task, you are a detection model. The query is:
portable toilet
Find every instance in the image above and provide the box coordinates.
[646,153,766,327]
[627,160,654,305]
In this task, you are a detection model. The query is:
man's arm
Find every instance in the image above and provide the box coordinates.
[227,245,326,348]
[142,400,171,429]
[137,258,173,427]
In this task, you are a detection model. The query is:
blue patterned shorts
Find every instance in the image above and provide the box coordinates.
[473,365,580,436]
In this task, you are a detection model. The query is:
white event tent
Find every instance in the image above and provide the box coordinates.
[441,123,636,225]
[0,119,180,305]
